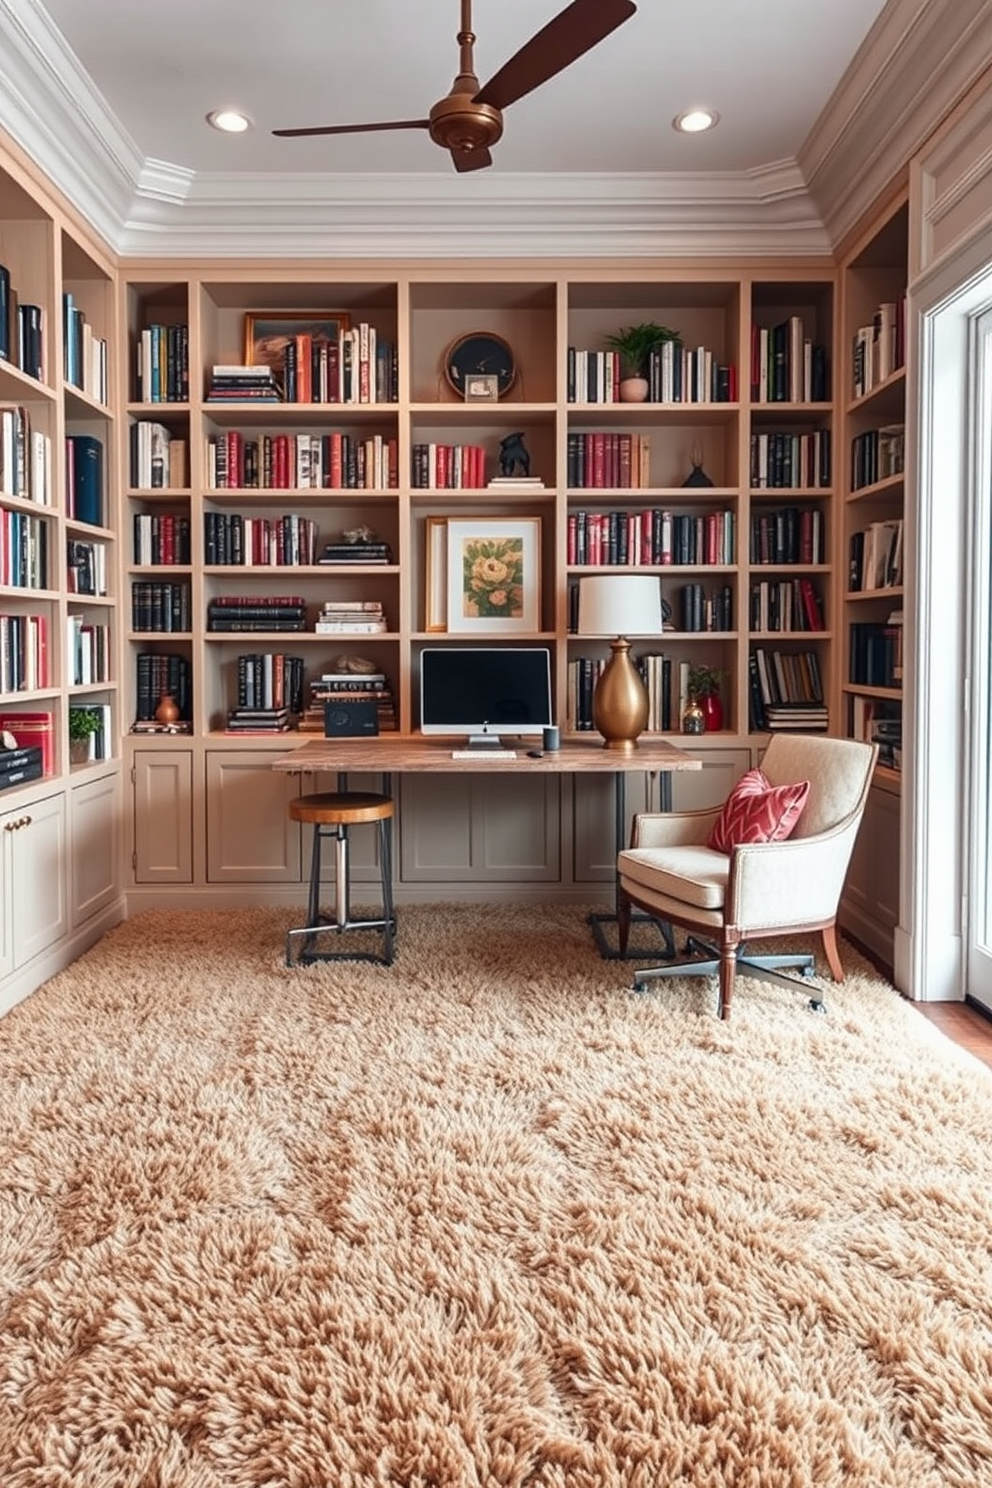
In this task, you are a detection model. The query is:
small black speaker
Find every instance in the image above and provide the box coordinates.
[324,701,379,737]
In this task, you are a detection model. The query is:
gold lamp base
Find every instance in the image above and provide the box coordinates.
[592,636,649,753]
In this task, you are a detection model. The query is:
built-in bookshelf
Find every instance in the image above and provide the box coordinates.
[116,266,840,745]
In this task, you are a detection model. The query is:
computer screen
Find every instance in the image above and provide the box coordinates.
[420,646,553,747]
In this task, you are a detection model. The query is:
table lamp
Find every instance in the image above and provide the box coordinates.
[576,574,663,752]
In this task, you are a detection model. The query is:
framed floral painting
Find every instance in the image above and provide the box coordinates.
[444,517,541,634]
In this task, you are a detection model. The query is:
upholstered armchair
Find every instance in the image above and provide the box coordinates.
[617,734,878,1019]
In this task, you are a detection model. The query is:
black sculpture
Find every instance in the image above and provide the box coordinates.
[498,431,531,478]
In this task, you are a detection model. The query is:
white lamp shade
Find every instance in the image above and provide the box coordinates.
[576,574,663,637]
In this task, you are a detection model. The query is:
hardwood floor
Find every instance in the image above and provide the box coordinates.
[913,1000,992,1071]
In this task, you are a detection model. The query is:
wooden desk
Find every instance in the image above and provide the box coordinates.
[271,735,701,958]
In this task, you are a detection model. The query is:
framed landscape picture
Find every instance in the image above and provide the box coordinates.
[444,517,541,634]
[244,310,350,375]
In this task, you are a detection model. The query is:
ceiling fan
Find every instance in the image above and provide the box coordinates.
[272,0,637,173]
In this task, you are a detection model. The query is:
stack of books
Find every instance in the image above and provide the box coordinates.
[487,474,546,490]
[207,596,307,632]
[224,706,291,735]
[318,539,392,565]
[0,742,43,791]
[297,670,397,733]
[763,702,829,732]
[314,600,386,635]
[205,364,282,402]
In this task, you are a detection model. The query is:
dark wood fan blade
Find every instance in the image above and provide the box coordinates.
[473,0,635,112]
[272,119,430,138]
[451,147,493,173]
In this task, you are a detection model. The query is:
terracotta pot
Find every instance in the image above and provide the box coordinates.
[619,376,649,403]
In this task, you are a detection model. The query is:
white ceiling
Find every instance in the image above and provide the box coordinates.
[37,0,888,178]
[1,0,985,257]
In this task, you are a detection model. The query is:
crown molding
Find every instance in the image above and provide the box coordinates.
[118,163,830,259]
[802,0,992,244]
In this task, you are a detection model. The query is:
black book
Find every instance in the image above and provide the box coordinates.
[0,759,44,790]
[0,744,43,775]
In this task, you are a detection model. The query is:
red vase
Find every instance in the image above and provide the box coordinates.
[700,692,724,732]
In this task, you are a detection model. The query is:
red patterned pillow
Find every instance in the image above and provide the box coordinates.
[707,767,809,853]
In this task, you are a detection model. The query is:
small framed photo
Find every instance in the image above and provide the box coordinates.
[445,517,542,634]
[464,374,500,403]
[244,310,350,377]
[425,516,449,632]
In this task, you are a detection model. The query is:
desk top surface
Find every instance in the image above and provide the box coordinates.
[270,735,702,774]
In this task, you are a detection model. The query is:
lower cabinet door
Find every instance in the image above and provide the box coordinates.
[399,773,561,883]
[8,790,68,970]
[133,749,193,883]
[71,770,122,926]
[206,751,302,883]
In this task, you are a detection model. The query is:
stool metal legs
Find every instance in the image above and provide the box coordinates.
[286,816,396,967]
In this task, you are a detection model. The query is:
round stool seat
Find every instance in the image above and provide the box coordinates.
[290,791,393,827]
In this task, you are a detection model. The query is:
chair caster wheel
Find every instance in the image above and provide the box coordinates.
[808,997,828,1015]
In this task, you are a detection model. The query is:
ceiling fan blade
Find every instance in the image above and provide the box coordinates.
[473,0,635,112]
[272,119,430,138]
[451,147,493,173]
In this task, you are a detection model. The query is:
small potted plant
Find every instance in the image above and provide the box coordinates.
[68,707,102,765]
[605,322,680,403]
[687,665,725,733]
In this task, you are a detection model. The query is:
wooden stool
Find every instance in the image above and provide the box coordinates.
[286,790,396,966]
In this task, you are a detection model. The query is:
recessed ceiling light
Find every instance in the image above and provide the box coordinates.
[206,109,252,134]
[673,108,719,135]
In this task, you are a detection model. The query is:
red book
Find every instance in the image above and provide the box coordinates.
[0,711,54,774]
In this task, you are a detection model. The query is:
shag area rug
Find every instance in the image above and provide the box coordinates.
[1,905,992,1487]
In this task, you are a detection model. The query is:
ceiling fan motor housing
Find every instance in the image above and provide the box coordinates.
[428,95,503,155]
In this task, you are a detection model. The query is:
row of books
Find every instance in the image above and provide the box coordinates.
[411,442,487,490]
[63,292,109,405]
[750,317,830,404]
[282,324,399,405]
[234,652,306,713]
[749,430,832,489]
[135,323,189,403]
[851,696,902,769]
[131,581,192,634]
[568,508,736,567]
[566,432,653,490]
[134,653,191,723]
[130,421,188,490]
[0,405,51,504]
[133,512,192,566]
[0,612,49,694]
[748,647,826,731]
[678,583,734,633]
[568,654,697,733]
[849,520,903,591]
[749,577,826,633]
[205,430,399,491]
[850,615,903,688]
[65,434,104,525]
[207,596,307,633]
[203,512,320,568]
[850,424,905,491]
[566,344,738,406]
[852,298,906,400]
[67,616,111,686]
[749,507,825,566]
[0,509,49,591]
[66,537,108,596]
[0,267,43,380]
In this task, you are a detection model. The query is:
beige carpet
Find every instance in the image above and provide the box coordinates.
[1,904,992,1486]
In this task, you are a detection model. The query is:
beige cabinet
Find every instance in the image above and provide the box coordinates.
[132,748,193,883]
[70,769,122,926]
[205,750,301,883]
[399,773,561,883]
[840,776,900,966]
[0,789,68,993]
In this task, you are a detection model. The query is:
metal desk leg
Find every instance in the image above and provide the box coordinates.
[588,769,676,961]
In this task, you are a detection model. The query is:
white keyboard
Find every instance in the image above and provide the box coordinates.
[451,749,517,760]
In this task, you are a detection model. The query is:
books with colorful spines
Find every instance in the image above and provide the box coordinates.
[0,711,54,774]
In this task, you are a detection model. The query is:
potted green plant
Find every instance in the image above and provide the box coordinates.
[68,707,102,764]
[687,665,725,733]
[605,322,680,402]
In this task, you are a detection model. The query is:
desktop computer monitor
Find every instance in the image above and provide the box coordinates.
[420,646,553,749]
